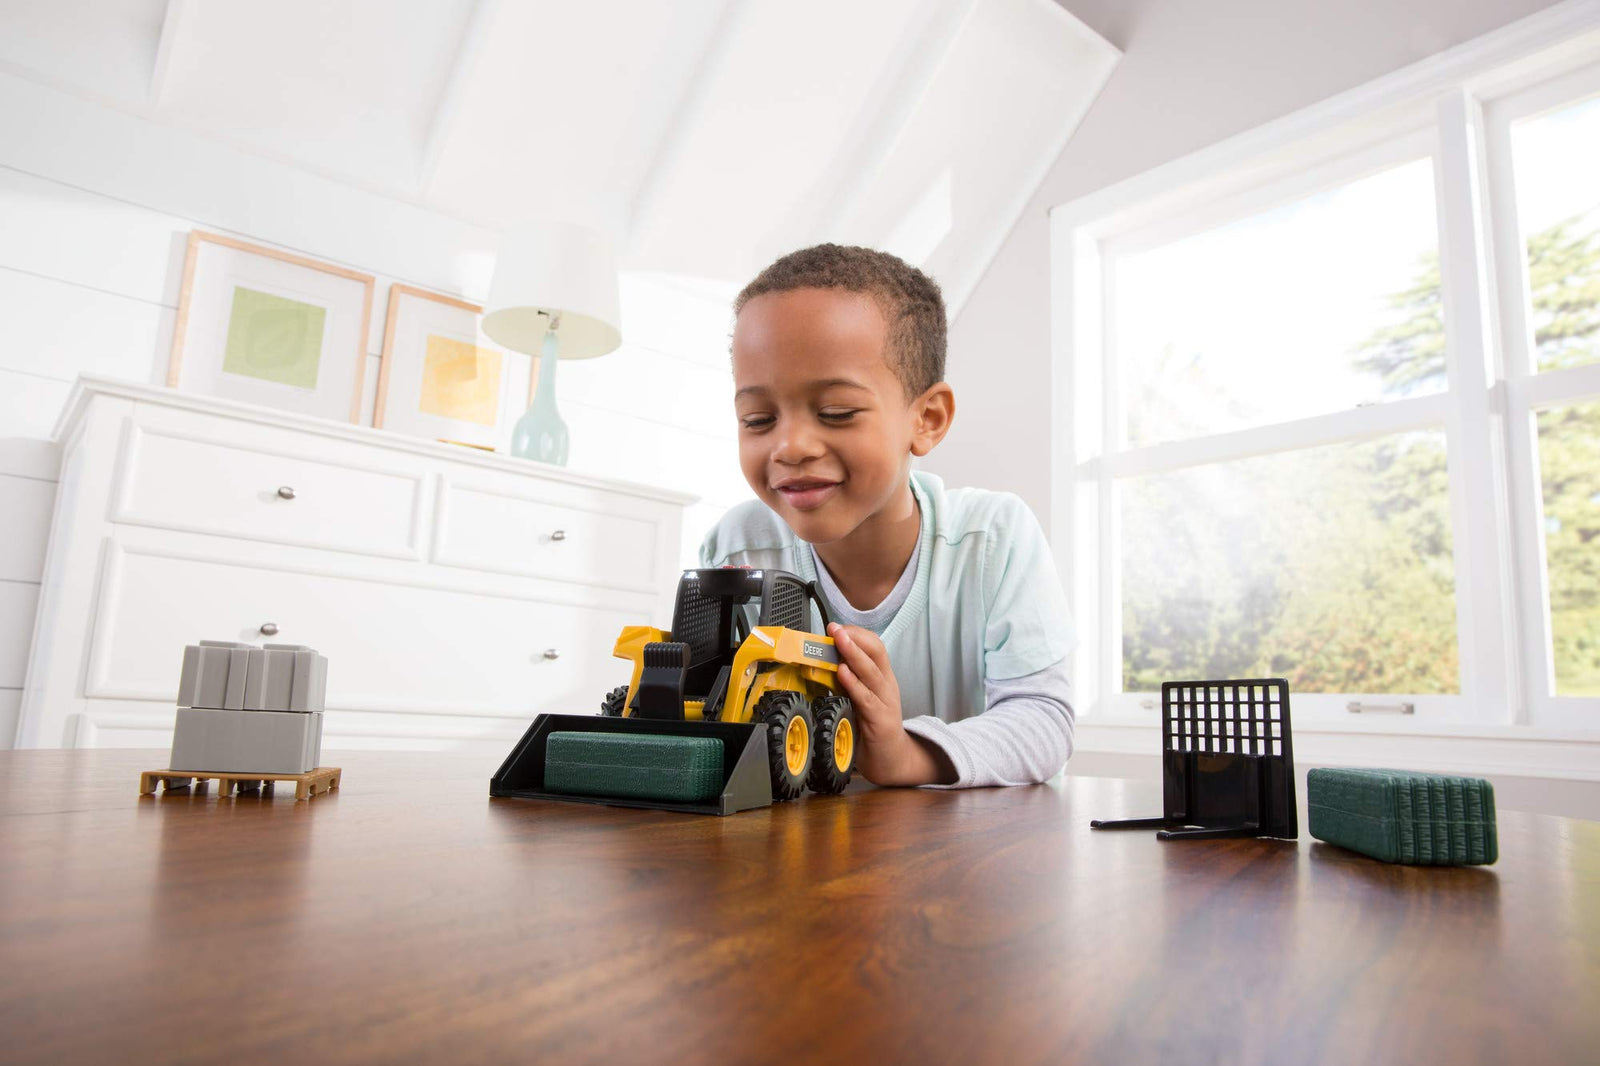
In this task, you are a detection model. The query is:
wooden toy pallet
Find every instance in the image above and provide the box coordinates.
[139,766,342,801]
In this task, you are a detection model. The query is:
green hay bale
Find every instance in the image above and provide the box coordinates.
[545,732,725,804]
[1308,767,1497,865]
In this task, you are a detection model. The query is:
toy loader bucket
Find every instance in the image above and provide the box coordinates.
[490,713,773,816]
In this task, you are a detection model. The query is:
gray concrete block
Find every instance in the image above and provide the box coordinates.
[288,649,327,714]
[243,647,293,711]
[169,708,323,775]
[177,641,253,710]
[244,644,327,713]
[222,646,250,710]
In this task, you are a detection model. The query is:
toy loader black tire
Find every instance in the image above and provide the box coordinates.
[600,684,628,717]
[756,690,813,801]
[807,695,856,795]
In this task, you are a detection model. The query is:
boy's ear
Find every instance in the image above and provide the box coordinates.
[909,382,955,457]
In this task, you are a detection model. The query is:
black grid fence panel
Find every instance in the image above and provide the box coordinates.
[1162,679,1288,757]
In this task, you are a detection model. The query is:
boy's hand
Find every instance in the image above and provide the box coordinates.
[827,623,956,787]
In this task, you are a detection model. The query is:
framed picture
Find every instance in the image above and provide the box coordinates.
[373,284,531,450]
[167,231,375,423]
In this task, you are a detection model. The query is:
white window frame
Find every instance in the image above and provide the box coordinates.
[1050,2,1600,742]
[1483,60,1600,729]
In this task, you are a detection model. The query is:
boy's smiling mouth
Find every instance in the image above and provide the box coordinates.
[772,476,841,510]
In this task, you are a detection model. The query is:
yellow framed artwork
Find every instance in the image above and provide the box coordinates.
[373,284,532,450]
[167,231,375,423]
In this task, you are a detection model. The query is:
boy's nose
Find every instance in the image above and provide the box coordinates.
[772,424,824,464]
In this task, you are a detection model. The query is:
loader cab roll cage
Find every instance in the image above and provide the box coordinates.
[631,568,833,721]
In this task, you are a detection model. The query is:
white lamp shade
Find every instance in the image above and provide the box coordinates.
[481,219,622,359]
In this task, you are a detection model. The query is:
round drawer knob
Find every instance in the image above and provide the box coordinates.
[549,529,567,542]
[542,648,561,661]
[277,486,297,500]
[259,623,280,636]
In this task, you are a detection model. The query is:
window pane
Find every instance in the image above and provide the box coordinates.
[1120,432,1459,694]
[1537,401,1600,696]
[1116,158,1443,447]
[1511,93,1600,373]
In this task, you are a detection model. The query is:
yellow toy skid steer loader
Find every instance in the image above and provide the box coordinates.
[491,568,857,815]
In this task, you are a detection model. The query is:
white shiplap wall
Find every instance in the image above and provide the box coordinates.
[0,73,752,746]
[0,441,57,745]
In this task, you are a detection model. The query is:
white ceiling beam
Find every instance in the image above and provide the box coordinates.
[417,0,502,197]
[943,0,1120,318]
[623,0,747,257]
[781,0,982,257]
[147,0,189,108]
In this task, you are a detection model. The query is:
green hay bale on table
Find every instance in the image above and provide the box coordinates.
[1308,767,1497,865]
[545,732,725,804]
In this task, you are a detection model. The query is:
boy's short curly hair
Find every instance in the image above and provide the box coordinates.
[734,244,946,398]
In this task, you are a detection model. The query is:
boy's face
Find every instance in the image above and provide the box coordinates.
[731,287,952,546]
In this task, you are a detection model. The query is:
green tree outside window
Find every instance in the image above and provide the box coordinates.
[1123,211,1600,695]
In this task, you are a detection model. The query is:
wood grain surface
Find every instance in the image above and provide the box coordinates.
[0,749,1594,1065]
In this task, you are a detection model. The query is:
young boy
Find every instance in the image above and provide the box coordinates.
[699,244,1075,788]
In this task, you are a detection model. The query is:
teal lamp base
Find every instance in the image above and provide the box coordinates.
[511,330,570,465]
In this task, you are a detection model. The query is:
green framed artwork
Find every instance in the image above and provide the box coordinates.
[220,286,327,388]
[373,284,530,450]
[168,231,375,423]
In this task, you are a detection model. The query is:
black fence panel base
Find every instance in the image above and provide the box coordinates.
[1090,678,1298,840]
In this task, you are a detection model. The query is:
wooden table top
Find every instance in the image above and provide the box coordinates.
[1,749,1595,1065]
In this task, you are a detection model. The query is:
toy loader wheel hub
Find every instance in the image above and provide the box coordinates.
[784,714,810,776]
[834,716,854,773]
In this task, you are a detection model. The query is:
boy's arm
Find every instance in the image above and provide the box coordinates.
[902,659,1075,789]
[895,491,1074,788]
[828,623,957,785]
[832,617,1073,787]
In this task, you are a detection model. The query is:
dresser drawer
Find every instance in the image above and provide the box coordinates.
[113,420,426,560]
[434,476,662,592]
[86,544,643,717]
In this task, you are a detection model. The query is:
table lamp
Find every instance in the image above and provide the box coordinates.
[481,220,622,465]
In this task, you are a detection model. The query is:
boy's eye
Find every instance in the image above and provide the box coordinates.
[819,409,859,423]
[739,415,775,430]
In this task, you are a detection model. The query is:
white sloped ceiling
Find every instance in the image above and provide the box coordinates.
[0,0,1117,313]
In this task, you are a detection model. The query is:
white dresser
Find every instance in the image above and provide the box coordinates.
[17,378,694,754]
